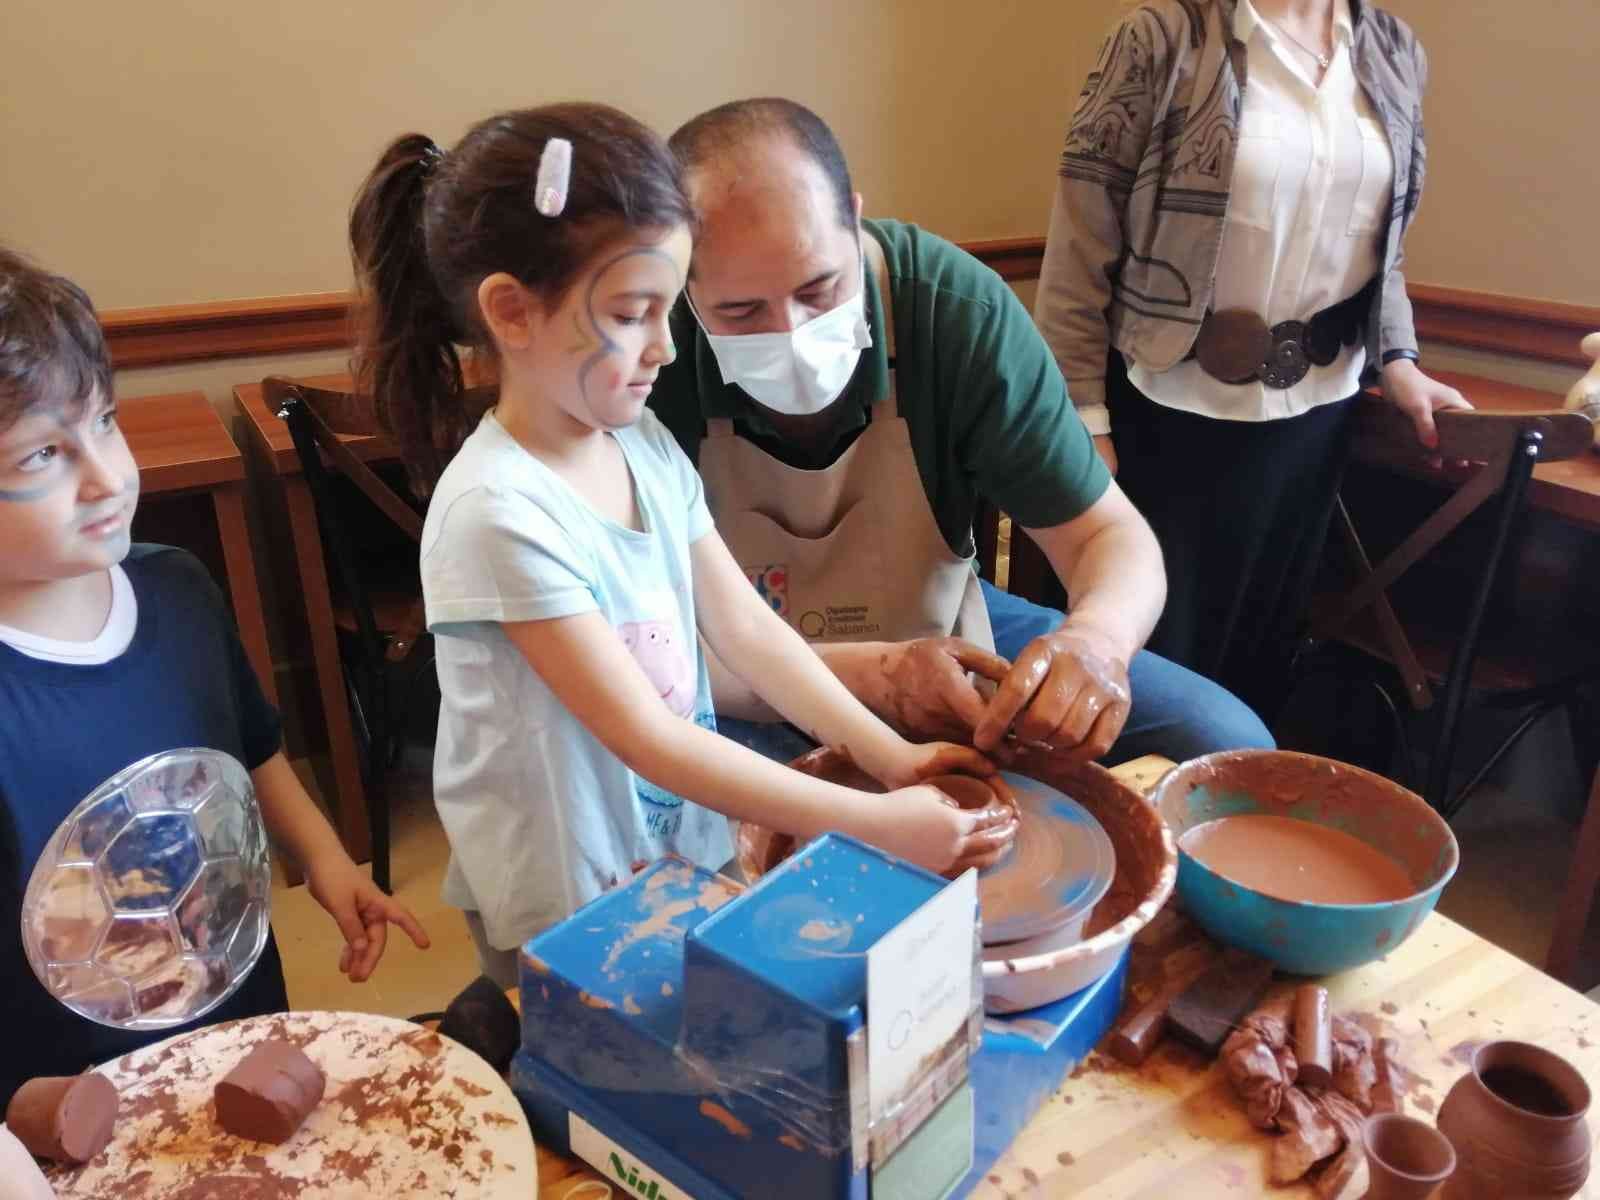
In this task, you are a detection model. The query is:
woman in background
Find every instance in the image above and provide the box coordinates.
[1034,0,1467,716]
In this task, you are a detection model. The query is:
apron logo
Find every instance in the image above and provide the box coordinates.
[798,606,879,640]
[745,564,790,617]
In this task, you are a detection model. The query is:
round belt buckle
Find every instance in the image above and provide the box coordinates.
[1197,309,1272,384]
[1259,321,1311,389]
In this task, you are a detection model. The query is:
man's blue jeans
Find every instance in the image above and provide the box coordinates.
[718,579,1274,766]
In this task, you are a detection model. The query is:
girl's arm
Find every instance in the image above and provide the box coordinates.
[502,609,1013,875]
[687,530,983,789]
[251,752,430,981]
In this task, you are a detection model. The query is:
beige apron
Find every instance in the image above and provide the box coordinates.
[696,243,994,651]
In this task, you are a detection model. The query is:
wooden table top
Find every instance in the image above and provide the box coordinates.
[984,910,1600,1198]
[509,754,1600,1198]
[234,372,396,476]
[121,390,244,494]
[1365,368,1600,531]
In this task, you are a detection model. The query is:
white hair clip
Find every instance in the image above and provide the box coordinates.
[535,137,572,217]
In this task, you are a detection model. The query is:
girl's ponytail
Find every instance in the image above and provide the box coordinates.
[351,105,693,493]
[349,134,463,495]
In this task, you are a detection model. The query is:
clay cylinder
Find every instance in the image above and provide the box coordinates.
[1107,990,1170,1066]
[3,1073,117,1164]
[1437,1040,1591,1199]
[1361,1113,1456,1200]
[1293,984,1333,1090]
[214,1040,325,1145]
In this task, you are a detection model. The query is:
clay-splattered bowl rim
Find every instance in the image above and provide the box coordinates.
[737,749,1179,982]
[1152,749,1460,912]
[979,769,1176,979]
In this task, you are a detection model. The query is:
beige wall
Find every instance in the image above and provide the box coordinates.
[2,0,1101,313]
[4,0,1594,401]
[1396,0,1599,306]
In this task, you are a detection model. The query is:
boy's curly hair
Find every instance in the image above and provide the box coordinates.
[0,247,112,431]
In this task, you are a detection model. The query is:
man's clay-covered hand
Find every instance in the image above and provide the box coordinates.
[865,637,1012,742]
[973,627,1131,761]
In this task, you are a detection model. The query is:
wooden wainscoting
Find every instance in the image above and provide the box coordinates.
[100,239,1598,372]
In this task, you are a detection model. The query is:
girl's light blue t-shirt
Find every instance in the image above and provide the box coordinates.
[421,409,733,951]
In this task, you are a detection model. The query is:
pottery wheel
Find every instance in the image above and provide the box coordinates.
[44,1010,536,1198]
[978,772,1116,946]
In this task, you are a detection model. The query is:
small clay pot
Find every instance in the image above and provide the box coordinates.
[923,773,1017,818]
[1436,1041,1591,1199]
[1362,1113,1455,1199]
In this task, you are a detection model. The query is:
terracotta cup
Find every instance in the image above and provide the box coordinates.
[1436,1040,1591,1199]
[1361,1113,1455,1199]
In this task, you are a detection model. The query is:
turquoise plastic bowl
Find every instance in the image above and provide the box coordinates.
[1152,750,1459,976]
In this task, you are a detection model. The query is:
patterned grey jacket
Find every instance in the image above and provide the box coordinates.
[1034,0,1427,431]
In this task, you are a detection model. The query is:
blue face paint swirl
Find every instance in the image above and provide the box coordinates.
[575,246,681,404]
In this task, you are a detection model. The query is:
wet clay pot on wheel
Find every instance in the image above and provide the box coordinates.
[1361,1113,1455,1200]
[1436,1041,1592,1199]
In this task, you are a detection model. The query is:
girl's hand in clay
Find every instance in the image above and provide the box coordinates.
[866,786,1017,875]
[874,739,997,789]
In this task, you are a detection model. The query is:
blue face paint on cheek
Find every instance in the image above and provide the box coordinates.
[576,246,683,403]
[0,478,62,502]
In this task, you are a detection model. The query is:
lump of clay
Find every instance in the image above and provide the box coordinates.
[0,1124,58,1200]
[3,1073,117,1164]
[214,1040,325,1144]
[438,975,520,1075]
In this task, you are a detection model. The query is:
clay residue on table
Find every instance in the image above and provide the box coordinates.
[1219,992,1425,1195]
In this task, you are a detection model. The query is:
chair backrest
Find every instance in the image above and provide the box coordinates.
[266,377,424,541]
[268,376,433,671]
[1315,398,1591,713]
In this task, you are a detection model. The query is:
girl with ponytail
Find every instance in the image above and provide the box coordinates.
[349,103,1014,983]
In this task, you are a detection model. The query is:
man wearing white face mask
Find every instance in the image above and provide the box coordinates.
[650,98,1273,766]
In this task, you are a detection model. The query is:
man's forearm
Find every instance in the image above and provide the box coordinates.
[1026,515,1165,663]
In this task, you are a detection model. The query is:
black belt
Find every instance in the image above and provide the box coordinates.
[1186,280,1375,388]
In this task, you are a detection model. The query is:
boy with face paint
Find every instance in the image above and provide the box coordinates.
[0,249,428,1109]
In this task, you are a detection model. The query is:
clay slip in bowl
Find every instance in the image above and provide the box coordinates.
[1153,750,1458,976]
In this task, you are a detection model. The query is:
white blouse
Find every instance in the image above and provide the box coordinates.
[1130,0,1394,423]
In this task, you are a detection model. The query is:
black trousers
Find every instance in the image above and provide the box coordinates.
[1108,353,1357,718]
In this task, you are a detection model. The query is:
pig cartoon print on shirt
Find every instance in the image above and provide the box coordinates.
[618,615,697,718]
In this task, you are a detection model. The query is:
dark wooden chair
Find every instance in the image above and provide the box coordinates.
[267,377,439,894]
[1283,398,1597,824]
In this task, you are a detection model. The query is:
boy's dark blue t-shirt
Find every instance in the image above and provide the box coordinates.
[0,544,289,1106]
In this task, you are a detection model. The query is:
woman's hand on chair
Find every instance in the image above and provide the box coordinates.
[1382,358,1472,457]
